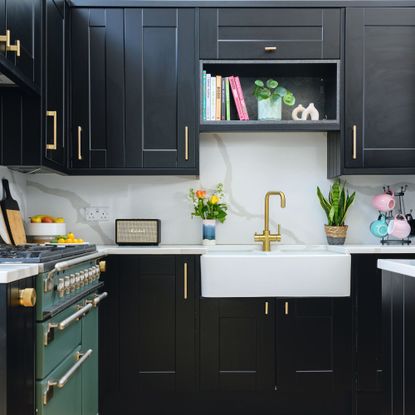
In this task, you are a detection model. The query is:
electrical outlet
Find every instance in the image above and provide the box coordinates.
[85,207,110,222]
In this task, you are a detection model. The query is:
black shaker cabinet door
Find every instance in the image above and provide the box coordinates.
[200,298,275,392]
[345,8,415,172]
[70,8,197,174]
[44,0,65,170]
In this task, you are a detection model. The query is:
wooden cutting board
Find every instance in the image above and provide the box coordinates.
[1,179,26,245]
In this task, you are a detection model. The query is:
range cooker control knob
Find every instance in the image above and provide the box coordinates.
[79,271,85,287]
[57,278,65,298]
[95,265,101,280]
[87,267,94,283]
[18,288,37,307]
[99,260,106,273]
[64,276,71,295]
[70,274,76,292]
[75,273,81,290]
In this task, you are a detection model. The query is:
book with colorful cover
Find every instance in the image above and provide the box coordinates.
[206,74,211,121]
[221,77,226,120]
[229,76,245,120]
[210,76,216,121]
[225,77,231,120]
[215,75,222,120]
[234,76,249,120]
[202,70,207,121]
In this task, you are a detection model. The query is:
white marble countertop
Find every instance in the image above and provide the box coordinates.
[0,263,40,284]
[2,243,415,284]
[378,259,415,278]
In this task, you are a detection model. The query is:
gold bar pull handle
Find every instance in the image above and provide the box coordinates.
[183,262,188,300]
[352,125,357,160]
[265,301,269,315]
[8,39,20,57]
[264,46,277,52]
[284,301,289,315]
[0,30,11,48]
[77,126,83,160]
[46,111,57,150]
[184,126,189,161]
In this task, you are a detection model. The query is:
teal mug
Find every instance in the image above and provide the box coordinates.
[370,215,388,238]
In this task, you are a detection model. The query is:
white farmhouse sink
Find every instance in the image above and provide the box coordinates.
[201,245,351,298]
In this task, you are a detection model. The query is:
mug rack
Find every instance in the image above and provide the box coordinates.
[378,185,412,245]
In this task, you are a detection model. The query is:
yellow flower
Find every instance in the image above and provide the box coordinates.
[210,195,219,205]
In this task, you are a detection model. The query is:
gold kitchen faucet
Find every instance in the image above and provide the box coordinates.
[254,191,286,252]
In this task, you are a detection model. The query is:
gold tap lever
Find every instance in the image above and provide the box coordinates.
[254,191,286,252]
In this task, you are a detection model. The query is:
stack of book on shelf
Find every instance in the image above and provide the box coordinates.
[201,71,249,121]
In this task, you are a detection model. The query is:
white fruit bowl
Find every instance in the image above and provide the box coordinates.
[26,223,67,242]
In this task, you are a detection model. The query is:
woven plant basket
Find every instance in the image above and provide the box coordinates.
[324,225,348,245]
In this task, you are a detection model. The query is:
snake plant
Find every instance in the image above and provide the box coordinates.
[317,180,356,226]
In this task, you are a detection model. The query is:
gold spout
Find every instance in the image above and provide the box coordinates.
[255,191,286,252]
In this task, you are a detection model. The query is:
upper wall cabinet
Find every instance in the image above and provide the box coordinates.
[329,7,415,177]
[200,8,341,60]
[70,8,197,175]
[0,0,40,92]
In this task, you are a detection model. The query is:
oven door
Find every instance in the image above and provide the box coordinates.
[36,345,93,415]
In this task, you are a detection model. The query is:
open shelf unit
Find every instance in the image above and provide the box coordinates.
[199,60,340,132]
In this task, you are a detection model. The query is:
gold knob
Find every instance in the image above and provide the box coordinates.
[99,261,106,273]
[19,288,36,307]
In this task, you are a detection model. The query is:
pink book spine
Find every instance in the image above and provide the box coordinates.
[234,76,249,120]
[229,76,245,121]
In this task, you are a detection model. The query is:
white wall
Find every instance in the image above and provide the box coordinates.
[24,132,415,245]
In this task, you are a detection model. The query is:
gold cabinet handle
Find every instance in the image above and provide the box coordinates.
[8,39,20,57]
[352,125,357,160]
[77,126,83,160]
[284,301,289,315]
[184,126,189,161]
[265,301,269,315]
[183,262,188,300]
[264,46,277,52]
[46,111,57,150]
[0,29,11,48]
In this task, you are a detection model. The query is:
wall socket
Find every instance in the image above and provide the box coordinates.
[85,207,110,222]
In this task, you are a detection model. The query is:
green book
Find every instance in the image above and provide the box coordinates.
[202,70,207,121]
[225,77,231,121]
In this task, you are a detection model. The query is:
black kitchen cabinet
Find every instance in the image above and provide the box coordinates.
[199,296,351,414]
[0,0,40,92]
[99,255,198,415]
[382,269,415,415]
[200,298,275,392]
[70,8,197,175]
[200,8,341,60]
[44,0,66,170]
[0,277,35,415]
[329,7,415,176]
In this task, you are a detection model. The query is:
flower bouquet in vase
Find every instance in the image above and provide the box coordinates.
[188,183,228,245]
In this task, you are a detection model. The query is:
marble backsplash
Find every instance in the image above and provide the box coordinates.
[19,132,415,246]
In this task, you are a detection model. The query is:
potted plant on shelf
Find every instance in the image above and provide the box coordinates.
[317,179,356,245]
[188,183,228,245]
[253,79,296,121]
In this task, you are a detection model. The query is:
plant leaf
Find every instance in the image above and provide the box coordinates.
[274,86,287,97]
[255,80,264,87]
[266,79,278,89]
[283,92,296,106]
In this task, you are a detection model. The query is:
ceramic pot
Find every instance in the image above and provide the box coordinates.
[324,225,348,245]
[370,214,388,238]
[388,215,411,239]
[202,219,216,246]
[372,192,395,212]
[258,97,282,121]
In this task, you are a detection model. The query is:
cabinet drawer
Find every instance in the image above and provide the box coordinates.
[200,8,341,59]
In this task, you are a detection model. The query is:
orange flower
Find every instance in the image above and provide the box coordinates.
[195,190,206,199]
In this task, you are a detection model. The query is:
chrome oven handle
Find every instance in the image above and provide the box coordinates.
[44,349,93,405]
[87,291,108,307]
[45,303,93,346]
[55,252,107,272]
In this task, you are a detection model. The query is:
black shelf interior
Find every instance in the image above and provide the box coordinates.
[200,60,340,131]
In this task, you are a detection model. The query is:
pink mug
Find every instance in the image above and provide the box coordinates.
[372,192,395,212]
[388,215,411,239]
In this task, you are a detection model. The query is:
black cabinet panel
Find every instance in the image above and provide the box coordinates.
[200,298,275,392]
[200,8,341,60]
[70,7,197,174]
[344,8,415,172]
